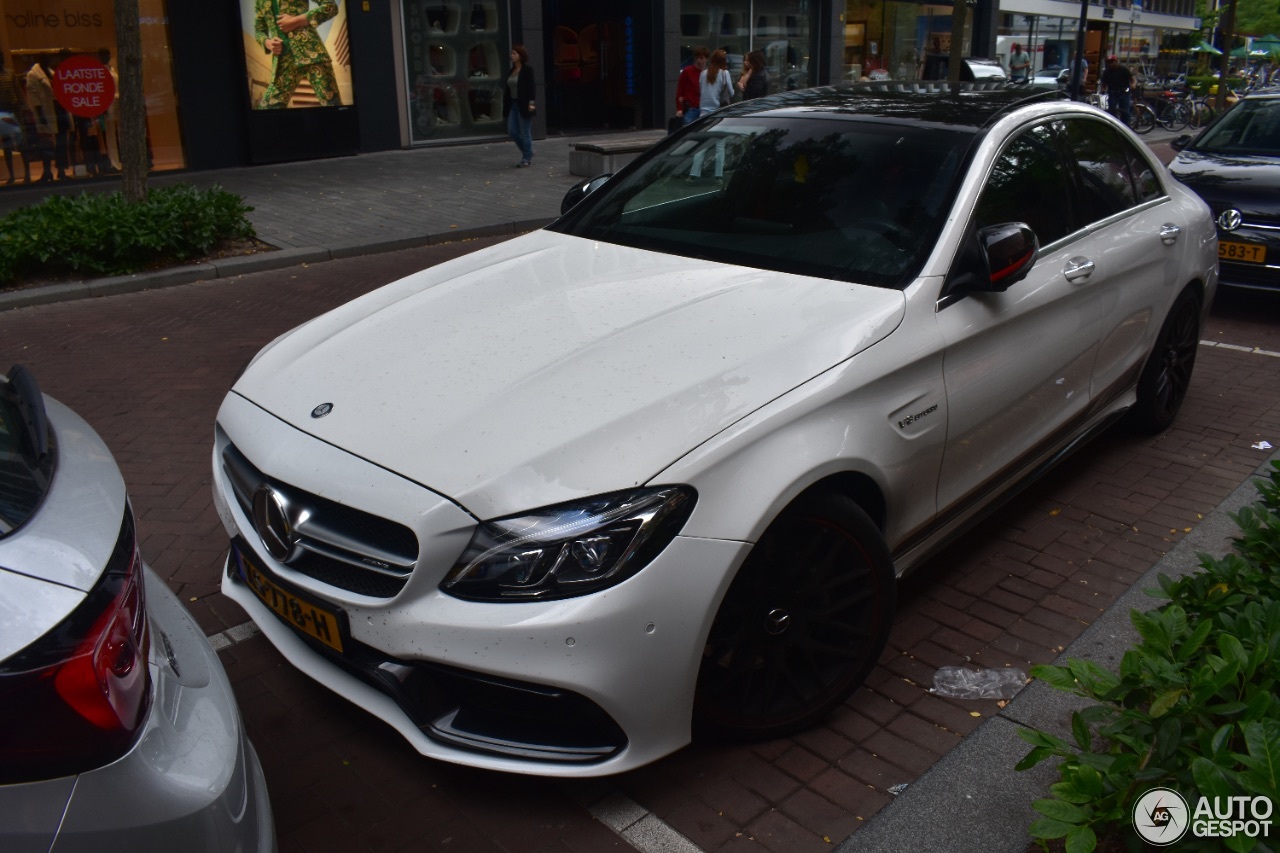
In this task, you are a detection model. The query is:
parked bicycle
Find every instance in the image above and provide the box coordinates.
[1129,89,1191,135]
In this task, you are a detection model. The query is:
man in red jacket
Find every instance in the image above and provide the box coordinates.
[676,46,709,126]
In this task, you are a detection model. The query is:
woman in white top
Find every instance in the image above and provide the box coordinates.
[699,49,734,113]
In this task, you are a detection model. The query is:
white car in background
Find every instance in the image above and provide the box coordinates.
[214,84,1217,777]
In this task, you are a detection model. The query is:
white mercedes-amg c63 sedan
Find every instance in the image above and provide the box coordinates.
[213,83,1217,777]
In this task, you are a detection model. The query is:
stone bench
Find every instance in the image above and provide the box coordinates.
[568,136,663,177]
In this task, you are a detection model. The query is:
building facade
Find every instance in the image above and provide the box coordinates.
[0,0,1199,190]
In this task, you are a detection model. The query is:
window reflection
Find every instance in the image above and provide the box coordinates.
[0,0,185,187]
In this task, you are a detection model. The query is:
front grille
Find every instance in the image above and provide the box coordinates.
[221,442,418,598]
[1219,260,1280,291]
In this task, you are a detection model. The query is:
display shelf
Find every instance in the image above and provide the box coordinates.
[466,85,502,123]
[425,4,458,35]
[466,42,500,79]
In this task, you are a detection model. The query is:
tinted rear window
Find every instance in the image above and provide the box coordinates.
[0,392,54,538]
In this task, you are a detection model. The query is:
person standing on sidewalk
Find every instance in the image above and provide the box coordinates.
[1009,43,1030,82]
[737,50,768,101]
[699,49,734,115]
[676,46,708,126]
[504,44,536,168]
[1100,55,1133,126]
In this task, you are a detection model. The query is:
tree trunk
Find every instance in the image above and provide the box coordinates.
[948,3,968,84]
[1216,0,1237,114]
[115,0,147,203]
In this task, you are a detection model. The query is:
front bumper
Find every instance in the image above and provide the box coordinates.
[213,394,748,776]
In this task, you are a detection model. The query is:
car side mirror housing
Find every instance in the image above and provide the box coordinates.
[946,223,1039,300]
[977,223,1038,292]
[560,174,613,216]
[1170,134,1193,151]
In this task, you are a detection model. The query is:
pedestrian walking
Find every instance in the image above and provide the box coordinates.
[504,44,536,167]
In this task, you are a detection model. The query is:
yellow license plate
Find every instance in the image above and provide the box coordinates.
[1219,241,1266,264]
[238,549,344,653]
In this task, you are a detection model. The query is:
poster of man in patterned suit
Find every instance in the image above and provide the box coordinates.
[249,0,351,109]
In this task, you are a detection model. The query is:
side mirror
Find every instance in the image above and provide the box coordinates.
[977,222,1038,291]
[560,173,612,216]
[1170,134,1193,151]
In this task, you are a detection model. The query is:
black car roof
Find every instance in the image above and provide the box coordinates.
[716,82,1069,131]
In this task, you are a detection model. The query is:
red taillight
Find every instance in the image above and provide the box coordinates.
[53,558,149,731]
[0,513,152,784]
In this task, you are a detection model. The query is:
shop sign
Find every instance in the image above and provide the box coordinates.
[52,55,115,119]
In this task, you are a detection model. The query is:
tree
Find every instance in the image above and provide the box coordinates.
[1234,0,1280,37]
[948,1,968,83]
[1216,0,1237,113]
[114,0,147,203]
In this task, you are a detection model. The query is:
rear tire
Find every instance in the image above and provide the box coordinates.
[694,493,895,740]
[1128,288,1201,434]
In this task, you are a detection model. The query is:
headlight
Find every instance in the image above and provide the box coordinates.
[441,487,696,602]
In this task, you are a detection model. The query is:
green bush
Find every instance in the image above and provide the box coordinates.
[1017,460,1280,853]
[0,184,255,284]
[1185,75,1249,96]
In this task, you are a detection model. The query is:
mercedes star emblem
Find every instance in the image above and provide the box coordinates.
[252,485,297,562]
[311,402,334,418]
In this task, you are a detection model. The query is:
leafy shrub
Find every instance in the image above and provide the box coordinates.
[1185,75,1249,96]
[0,185,255,284]
[1017,460,1280,853]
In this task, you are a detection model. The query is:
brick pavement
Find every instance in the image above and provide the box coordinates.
[3,242,1278,851]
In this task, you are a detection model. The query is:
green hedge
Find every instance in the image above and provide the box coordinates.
[1017,460,1280,852]
[1185,75,1248,96]
[0,184,255,284]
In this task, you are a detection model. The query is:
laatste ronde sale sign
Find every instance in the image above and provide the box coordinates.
[52,55,116,119]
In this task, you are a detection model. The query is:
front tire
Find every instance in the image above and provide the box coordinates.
[694,493,895,740]
[1128,288,1201,434]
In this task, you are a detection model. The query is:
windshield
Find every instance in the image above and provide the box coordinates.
[551,116,972,289]
[1194,97,1280,156]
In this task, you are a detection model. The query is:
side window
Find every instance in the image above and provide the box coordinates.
[1062,119,1159,220]
[974,123,1075,246]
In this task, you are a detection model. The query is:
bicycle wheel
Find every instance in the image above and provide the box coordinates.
[1131,103,1156,134]
[1191,100,1214,129]
[1164,102,1190,131]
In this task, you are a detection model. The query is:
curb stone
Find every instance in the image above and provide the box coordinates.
[838,450,1280,853]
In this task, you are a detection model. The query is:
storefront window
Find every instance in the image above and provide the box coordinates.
[679,2,815,95]
[843,1,971,83]
[401,1,510,142]
[0,0,185,187]
[240,0,354,110]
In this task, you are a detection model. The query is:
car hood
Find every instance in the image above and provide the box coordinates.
[1169,150,1280,216]
[232,230,905,518]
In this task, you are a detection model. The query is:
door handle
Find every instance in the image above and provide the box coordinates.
[1063,256,1095,282]
[1160,223,1181,245]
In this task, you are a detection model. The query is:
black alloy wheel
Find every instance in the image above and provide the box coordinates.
[1129,287,1201,434]
[694,493,895,740]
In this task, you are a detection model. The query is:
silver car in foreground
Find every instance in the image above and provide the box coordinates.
[0,366,274,852]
